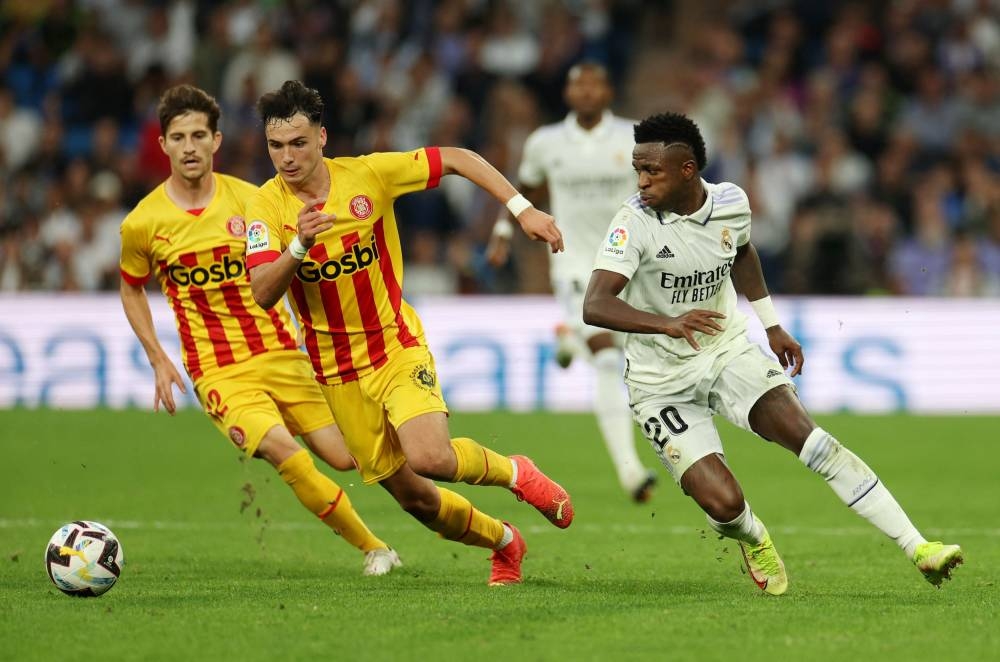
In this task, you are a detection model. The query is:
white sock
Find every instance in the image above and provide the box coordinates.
[592,347,646,491]
[508,458,518,489]
[495,524,514,550]
[800,427,926,558]
[707,501,767,545]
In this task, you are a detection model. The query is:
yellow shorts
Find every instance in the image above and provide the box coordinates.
[194,350,334,456]
[321,345,448,484]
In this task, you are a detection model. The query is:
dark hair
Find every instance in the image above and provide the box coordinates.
[157,85,220,135]
[257,80,324,127]
[633,112,708,170]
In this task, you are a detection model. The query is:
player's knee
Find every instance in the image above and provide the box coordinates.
[256,426,302,467]
[407,448,457,481]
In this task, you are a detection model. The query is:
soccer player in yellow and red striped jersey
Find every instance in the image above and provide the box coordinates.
[246,80,574,586]
[119,84,401,577]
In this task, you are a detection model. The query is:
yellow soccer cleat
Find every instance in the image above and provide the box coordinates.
[738,529,788,596]
[913,541,963,587]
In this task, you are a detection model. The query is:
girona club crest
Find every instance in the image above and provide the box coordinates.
[349,195,374,220]
[228,426,246,448]
[227,215,246,237]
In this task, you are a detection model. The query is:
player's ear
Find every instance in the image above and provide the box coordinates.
[212,131,223,154]
[318,126,327,151]
[158,135,167,155]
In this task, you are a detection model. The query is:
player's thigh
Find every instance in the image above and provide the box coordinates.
[711,346,799,440]
[632,393,722,485]
[194,372,286,457]
[320,379,406,485]
[300,424,354,472]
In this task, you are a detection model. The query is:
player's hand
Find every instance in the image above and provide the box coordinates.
[151,357,187,415]
[297,198,336,248]
[662,309,726,351]
[516,208,564,254]
[766,326,804,377]
[486,234,511,267]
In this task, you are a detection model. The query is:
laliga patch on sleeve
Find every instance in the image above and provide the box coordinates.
[246,221,269,254]
[602,226,629,259]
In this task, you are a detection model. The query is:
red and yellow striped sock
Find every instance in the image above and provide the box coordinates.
[425,487,504,549]
[450,437,514,487]
[277,449,386,553]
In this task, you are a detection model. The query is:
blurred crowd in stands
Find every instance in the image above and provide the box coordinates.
[0,0,998,297]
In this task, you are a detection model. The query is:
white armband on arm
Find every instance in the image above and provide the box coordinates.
[749,296,780,329]
[288,236,308,261]
[505,193,533,218]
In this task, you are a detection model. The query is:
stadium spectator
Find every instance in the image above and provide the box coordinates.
[0,0,995,297]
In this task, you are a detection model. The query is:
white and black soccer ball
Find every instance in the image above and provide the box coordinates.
[44,521,124,597]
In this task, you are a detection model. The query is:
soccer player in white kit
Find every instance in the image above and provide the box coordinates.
[489,62,657,503]
[582,111,963,595]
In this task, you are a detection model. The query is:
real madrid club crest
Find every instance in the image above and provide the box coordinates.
[410,364,437,389]
[721,228,733,252]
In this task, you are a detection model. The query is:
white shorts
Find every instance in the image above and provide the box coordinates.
[629,340,795,484]
[553,276,617,343]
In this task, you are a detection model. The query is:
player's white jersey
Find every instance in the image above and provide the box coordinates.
[518,110,636,283]
[592,180,753,394]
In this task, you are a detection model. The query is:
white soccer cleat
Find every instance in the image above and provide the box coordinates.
[363,547,402,576]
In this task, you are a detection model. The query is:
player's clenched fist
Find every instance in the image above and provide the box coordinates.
[297,198,335,248]
[516,207,564,254]
[661,309,726,351]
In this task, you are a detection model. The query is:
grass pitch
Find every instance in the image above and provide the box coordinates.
[1,409,997,661]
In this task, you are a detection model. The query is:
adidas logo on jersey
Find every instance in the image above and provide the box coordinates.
[656,245,675,258]
[766,369,783,378]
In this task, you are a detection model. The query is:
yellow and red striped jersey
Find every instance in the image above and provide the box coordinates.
[120,173,299,382]
[245,148,442,384]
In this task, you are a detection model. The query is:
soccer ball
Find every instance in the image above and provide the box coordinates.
[44,521,124,597]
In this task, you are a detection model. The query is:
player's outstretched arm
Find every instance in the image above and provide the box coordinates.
[731,242,804,376]
[583,269,725,350]
[250,199,334,309]
[439,147,563,254]
[119,279,187,414]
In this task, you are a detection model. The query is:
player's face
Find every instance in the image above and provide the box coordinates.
[632,142,696,213]
[564,68,612,117]
[159,112,221,182]
[264,114,327,188]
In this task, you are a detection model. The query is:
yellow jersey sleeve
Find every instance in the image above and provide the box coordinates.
[119,210,151,285]
[245,184,286,270]
[359,147,442,200]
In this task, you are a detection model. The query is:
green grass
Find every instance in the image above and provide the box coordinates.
[1,409,997,661]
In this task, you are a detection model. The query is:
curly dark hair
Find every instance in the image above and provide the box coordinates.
[257,80,324,127]
[633,112,708,170]
[157,85,220,135]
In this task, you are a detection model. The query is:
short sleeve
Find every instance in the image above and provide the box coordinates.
[360,147,442,199]
[591,207,643,281]
[517,130,546,187]
[119,214,151,286]
[245,190,285,270]
[733,188,752,247]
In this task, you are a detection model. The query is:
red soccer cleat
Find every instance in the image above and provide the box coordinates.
[509,455,574,528]
[489,523,526,586]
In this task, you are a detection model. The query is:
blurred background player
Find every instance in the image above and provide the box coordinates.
[246,80,572,586]
[119,84,401,577]
[488,62,656,503]
[583,112,963,595]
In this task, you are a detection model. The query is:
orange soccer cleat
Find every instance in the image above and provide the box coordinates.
[489,523,527,586]
[509,455,574,528]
